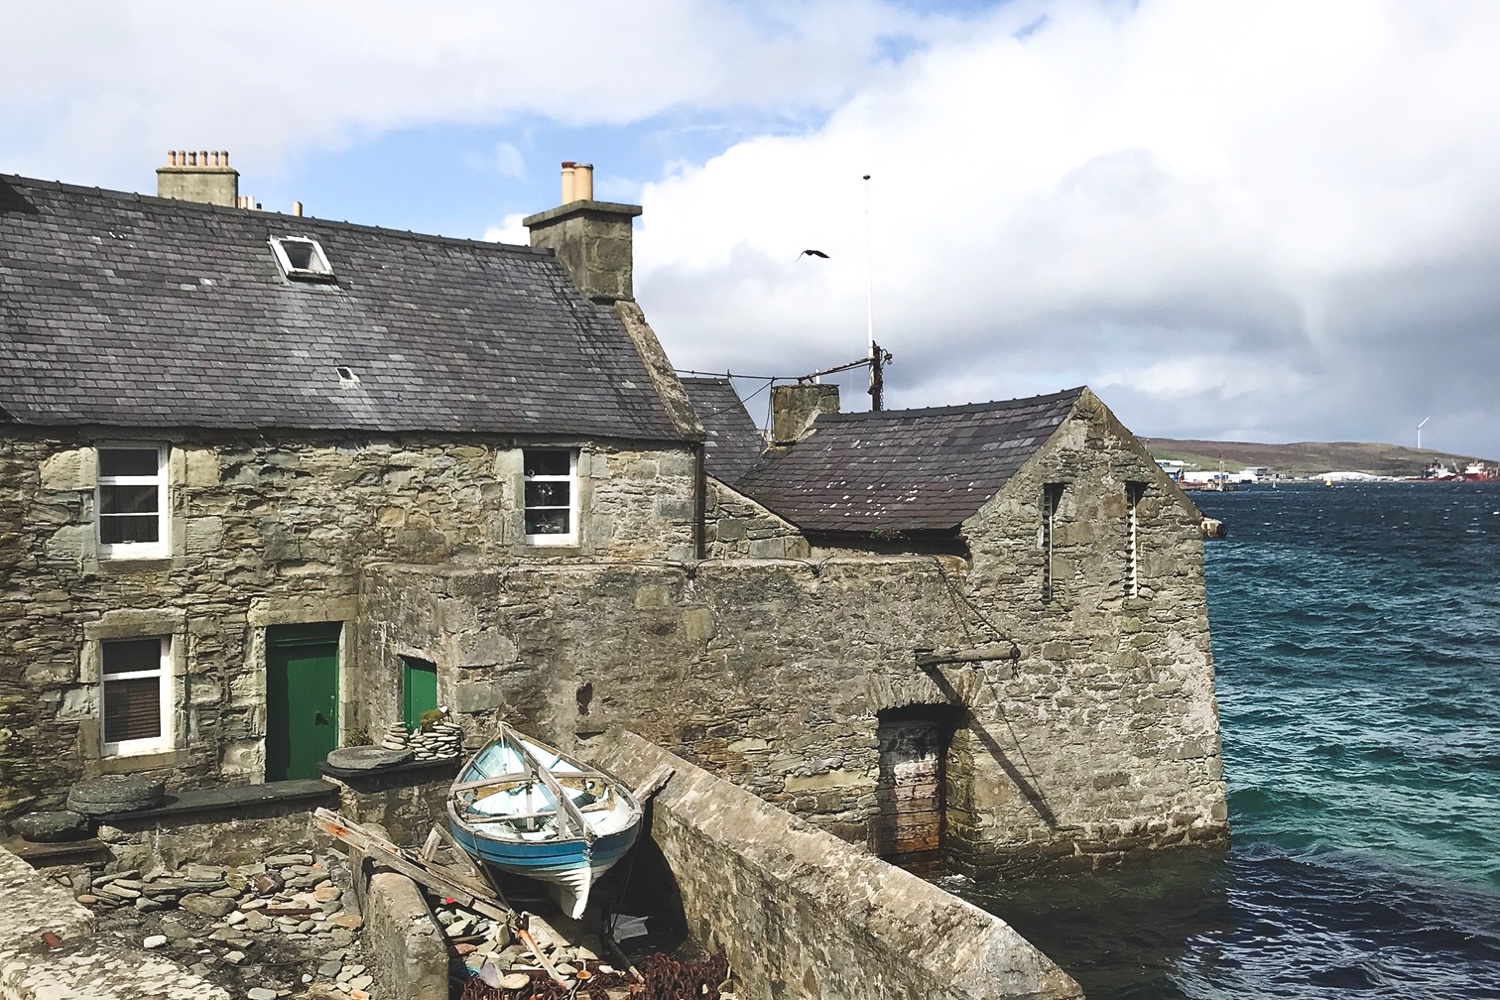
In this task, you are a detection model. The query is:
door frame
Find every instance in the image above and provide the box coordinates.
[262,621,344,782]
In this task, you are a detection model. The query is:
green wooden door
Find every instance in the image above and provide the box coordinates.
[266,623,341,780]
[401,657,439,730]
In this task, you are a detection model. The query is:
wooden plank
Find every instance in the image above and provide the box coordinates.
[419,827,442,862]
[312,808,512,923]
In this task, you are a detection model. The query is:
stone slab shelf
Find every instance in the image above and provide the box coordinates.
[2,835,111,868]
[91,778,338,824]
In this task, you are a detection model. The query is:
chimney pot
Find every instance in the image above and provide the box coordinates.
[292,201,303,217]
[167,150,177,167]
[524,161,643,304]
[200,150,209,166]
[221,150,229,165]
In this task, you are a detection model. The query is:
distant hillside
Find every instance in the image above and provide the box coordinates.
[1141,438,1495,478]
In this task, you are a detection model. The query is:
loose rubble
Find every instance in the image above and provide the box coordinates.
[78,849,371,999]
[433,896,733,1000]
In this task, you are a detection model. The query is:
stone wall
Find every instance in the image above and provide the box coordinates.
[946,390,1226,871]
[357,414,1226,872]
[703,479,810,559]
[0,427,694,814]
[587,730,1084,1000]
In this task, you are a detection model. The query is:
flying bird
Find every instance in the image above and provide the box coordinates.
[797,249,830,259]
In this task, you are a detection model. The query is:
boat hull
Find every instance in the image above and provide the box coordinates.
[446,809,638,916]
[445,726,642,919]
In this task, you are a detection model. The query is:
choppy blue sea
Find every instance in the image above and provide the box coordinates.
[937,483,1500,998]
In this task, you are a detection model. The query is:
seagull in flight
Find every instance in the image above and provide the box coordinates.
[797,249,830,259]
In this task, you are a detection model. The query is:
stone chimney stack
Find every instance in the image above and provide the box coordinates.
[770,383,841,445]
[156,150,239,207]
[523,162,641,304]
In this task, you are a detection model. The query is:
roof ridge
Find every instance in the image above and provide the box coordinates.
[0,172,553,258]
[817,386,1086,422]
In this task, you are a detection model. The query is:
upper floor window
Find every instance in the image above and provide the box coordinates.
[97,446,168,559]
[102,636,172,756]
[523,449,578,546]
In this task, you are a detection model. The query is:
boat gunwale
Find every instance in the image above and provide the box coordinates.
[446,724,643,851]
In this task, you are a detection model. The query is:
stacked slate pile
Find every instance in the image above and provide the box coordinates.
[379,720,464,761]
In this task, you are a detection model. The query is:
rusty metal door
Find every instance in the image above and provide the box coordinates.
[872,712,951,865]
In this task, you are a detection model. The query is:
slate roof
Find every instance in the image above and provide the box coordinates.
[0,174,687,441]
[680,377,765,485]
[734,388,1086,533]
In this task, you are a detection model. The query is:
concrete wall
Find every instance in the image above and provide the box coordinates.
[0,427,694,813]
[587,730,1083,1000]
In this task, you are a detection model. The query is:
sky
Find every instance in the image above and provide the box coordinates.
[5,0,1500,458]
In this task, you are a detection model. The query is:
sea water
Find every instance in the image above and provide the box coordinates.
[936,483,1500,998]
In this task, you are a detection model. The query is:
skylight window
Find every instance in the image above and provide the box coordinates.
[269,236,334,282]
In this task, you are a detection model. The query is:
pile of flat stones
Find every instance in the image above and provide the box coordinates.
[80,852,373,999]
[435,901,611,993]
[379,721,463,761]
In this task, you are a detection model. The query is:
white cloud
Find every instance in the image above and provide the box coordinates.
[0,0,947,186]
[483,213,530,246]
[9,0,1500,456]
[632,0,1500,456]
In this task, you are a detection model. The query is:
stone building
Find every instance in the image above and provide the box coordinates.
[0,156,1226,873]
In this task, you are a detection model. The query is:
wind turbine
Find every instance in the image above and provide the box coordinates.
[1417,417,1430,451]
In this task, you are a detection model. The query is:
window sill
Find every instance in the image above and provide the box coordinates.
[96,557,174,576]
[522,544,583,556]
[97,748,185,773]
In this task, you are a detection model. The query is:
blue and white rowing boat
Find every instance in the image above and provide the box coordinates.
[445,724,641,919]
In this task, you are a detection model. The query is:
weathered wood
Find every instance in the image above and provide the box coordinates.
[517,924,568,986]
[312,807,512,923]
[501,722,593,843]
[873,715,948,862]
[419,826,442,862]
[914,642,1020,667]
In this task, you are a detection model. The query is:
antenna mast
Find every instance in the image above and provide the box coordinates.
[864,173,885,410]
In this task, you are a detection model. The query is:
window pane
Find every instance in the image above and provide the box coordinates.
[103,638,163,675]
[525,509,572,535]
[100,484,160,516]
[100,514,160,544]
[99,449,159,478]
[104,676,162,743]
[525,481,570,508]
[523,450,570,477]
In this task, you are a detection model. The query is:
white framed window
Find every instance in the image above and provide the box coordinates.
[269,236,335,282]
[97,446,168,559]
[101,636,172,756]
[523,449,579,545]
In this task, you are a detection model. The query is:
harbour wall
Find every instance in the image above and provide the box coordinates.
[588,729,1084,1000]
